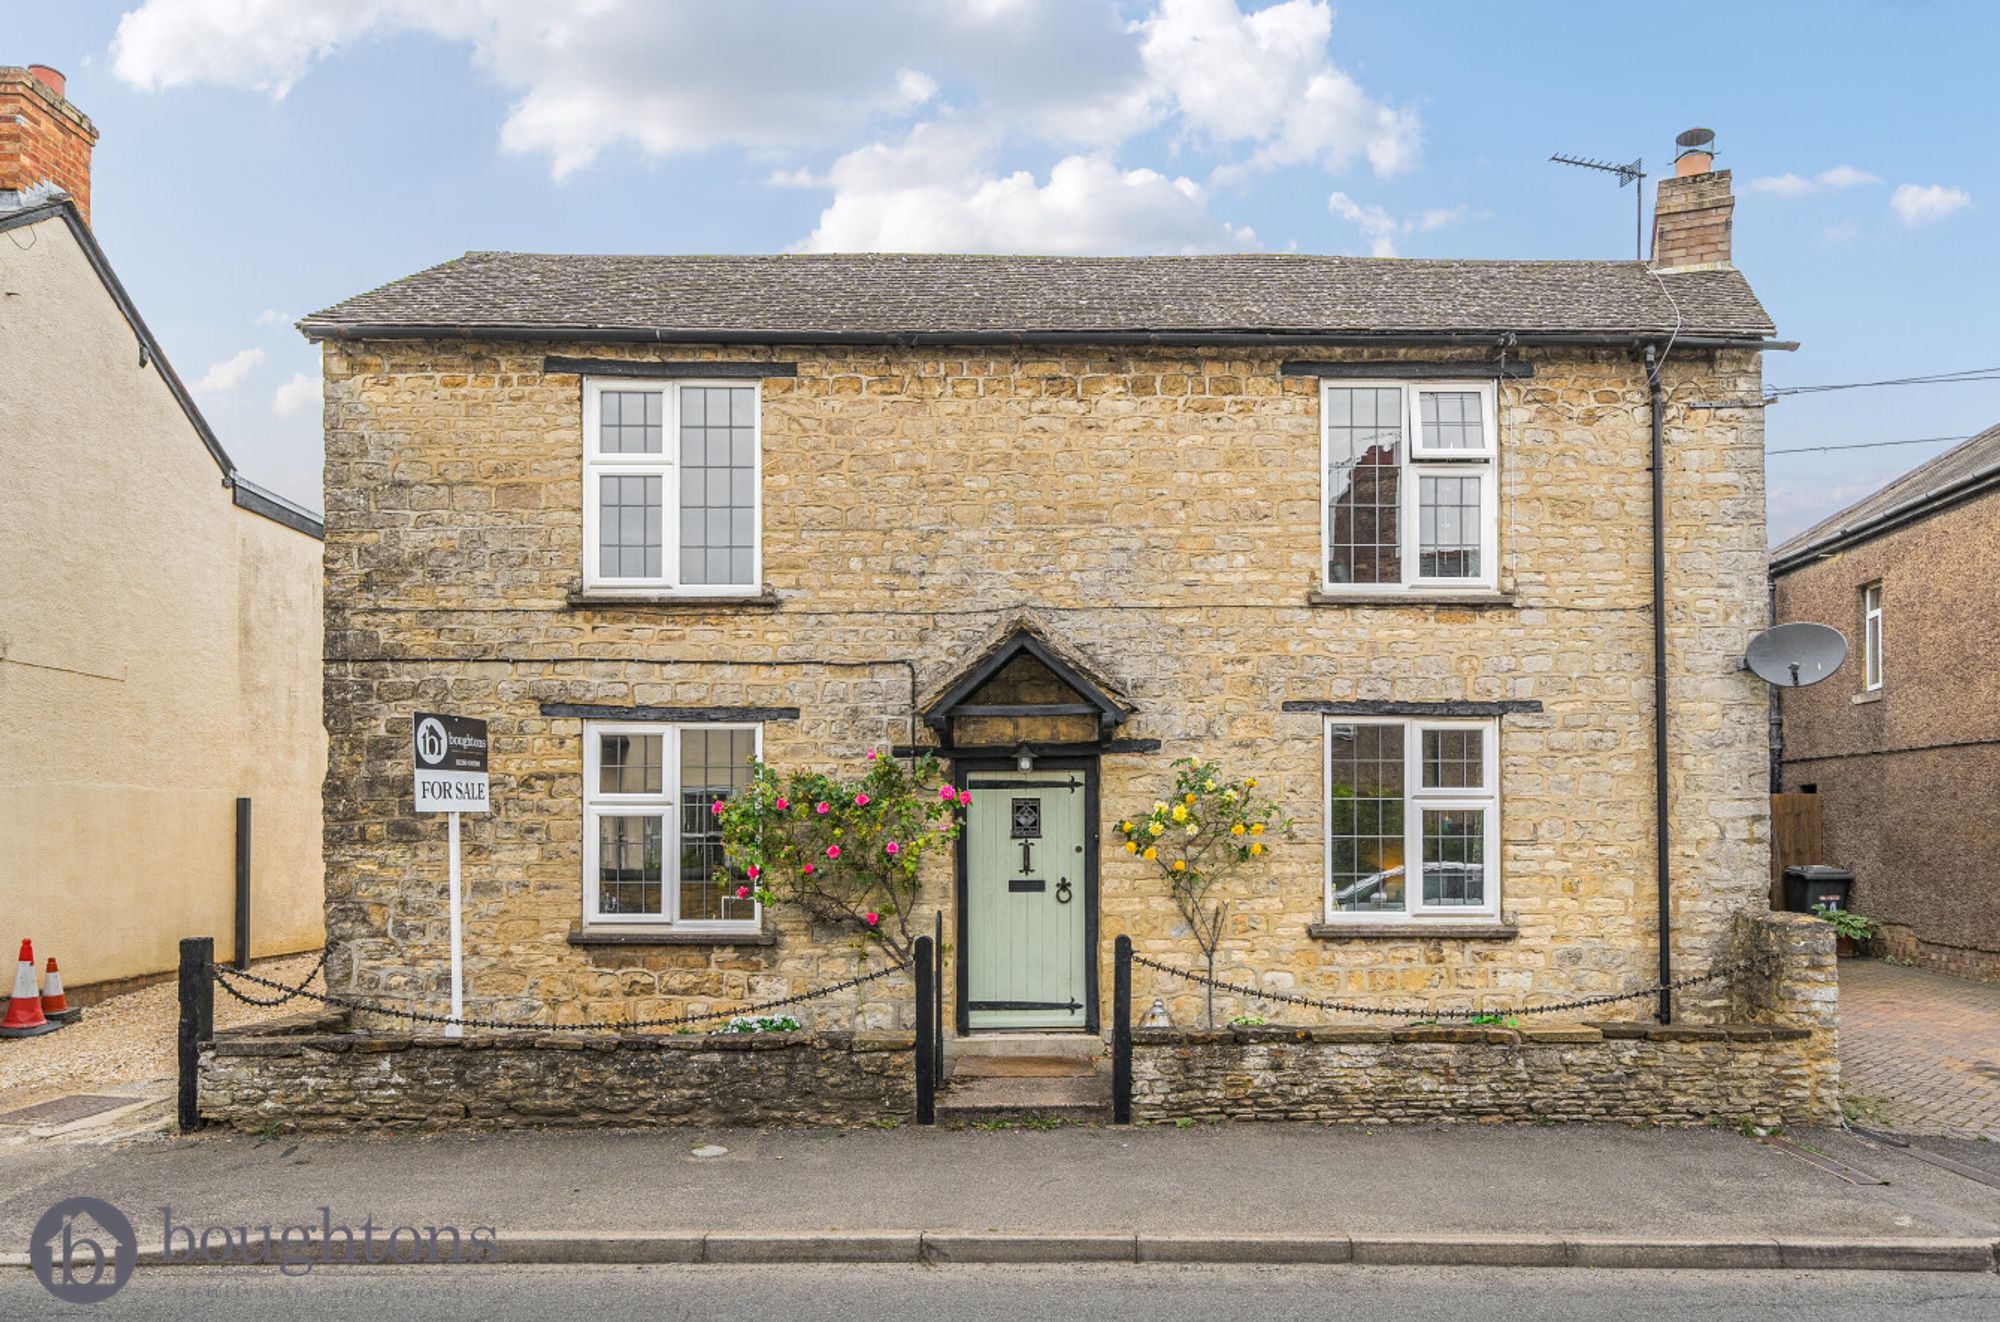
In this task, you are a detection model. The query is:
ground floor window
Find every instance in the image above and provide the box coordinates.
[582,721,761,929]
[1323,716,1500,921]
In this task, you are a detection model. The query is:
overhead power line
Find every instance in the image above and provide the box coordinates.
[1766,366,2000,398]
[1767,434,1970,456]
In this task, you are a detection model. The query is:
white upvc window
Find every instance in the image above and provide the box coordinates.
[582,721,762,930]
[582,378,762,595]
[1322,717,1501,922]
[1320,381,1499,592]
[1862,583,1884,691]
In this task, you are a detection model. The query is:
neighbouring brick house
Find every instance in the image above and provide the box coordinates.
[302,137,1794,1067]
[1772,425,2000,983]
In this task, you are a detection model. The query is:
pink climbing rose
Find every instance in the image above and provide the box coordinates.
[867,749,879,760]
[774,798,788,811]
[736,886,751,899]
[854,792,870,806]
[865,912,880,926]
[802,862,815,875]
[746,865,760,880]
[885,841,900,855]
[711,800,725,815]
[826,845,841,859]
[816,801,831,815]
[939,785,956,802]
[957,790,972,805]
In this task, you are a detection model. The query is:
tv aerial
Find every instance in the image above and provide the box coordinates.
[1741,623,1848,688]
[1550,150,1646,259]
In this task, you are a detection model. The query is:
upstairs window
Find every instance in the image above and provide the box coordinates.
[583,379,761,595]
[1862,582,1884,691]
[1321,381,1498,592]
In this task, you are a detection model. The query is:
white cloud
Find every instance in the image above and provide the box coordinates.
[1747,172,1814,198]
[1890,182,1970,226]
[796,122,1254,254]
[1326,192,1464,257]
[1134,0,1417,175]
[194,347,265,395]
[109,1,1131,178]
[1816,164,1879,190]
[272,371,322,417]
[111,1,1416,184]
[254,308,292,327]
[1748,164,1881,197]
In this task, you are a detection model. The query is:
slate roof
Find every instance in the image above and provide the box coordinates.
[302,252,1777,343]
[1771,423,2000,569]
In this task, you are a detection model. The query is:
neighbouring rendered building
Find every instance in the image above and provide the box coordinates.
[304,132,1786,1045]
[1772,424,2000,983]
[0,65,325,993]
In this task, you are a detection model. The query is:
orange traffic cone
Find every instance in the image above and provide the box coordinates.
[1,940,59,1037]
[40,956,80,1024]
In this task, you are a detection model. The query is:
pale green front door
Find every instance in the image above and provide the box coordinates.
[964,770,1091,1030]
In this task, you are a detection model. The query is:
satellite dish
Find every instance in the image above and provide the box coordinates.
[1743,622,1848,688]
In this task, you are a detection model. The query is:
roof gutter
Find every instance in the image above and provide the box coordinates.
[297,320,1794,352]
[1769,461,2000,574]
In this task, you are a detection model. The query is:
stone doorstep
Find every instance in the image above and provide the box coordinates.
[934,1073,1110,1123]
[29,1234,1992,1271]
[947,1055,1100,1080]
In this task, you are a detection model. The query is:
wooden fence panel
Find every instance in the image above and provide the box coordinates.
[1769,792,1824,909]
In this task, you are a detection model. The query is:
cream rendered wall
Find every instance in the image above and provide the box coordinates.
[0,213,324,989]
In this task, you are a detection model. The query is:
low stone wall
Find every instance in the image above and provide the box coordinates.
[1131,1020,1826,1126]
[201,1014,916,1132]
[1133,912,1840,1127]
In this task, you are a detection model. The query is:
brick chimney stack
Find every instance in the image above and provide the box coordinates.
[0,64,100,223]
[1649,127,1732,271]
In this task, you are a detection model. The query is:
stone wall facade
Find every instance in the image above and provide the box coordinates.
[1133,913,1838,1126]
[1775,488,2000,983]
[201,1014,916,1132]
[320,337,1771,1034]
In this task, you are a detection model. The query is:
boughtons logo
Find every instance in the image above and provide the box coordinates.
[32,1197,136,1303]
[415,717,449,766]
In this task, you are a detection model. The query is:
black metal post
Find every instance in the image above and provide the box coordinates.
[234,797,252,972]
[932,909,944,1083]
[914,935,936,1125]
[1112,934,1132,1124]
[177,937,214,1132]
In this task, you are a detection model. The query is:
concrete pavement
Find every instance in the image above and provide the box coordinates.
[2,1122,1999,1272]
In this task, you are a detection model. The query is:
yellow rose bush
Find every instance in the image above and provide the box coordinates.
[1116,758,1291,1024]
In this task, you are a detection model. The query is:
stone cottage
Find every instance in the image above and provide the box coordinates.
[301,138,1791,1087]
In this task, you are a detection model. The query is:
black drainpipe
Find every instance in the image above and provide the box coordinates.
[1646,344,1673,1024]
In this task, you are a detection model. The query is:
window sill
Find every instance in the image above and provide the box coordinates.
[1307,921,1517,941]
[568,927,777,947]
[567,588,779,610]
[1308,589,1516,609]
[1851,690,1884,705]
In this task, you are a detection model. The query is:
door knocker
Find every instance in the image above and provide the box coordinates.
[1055,878,1073,905]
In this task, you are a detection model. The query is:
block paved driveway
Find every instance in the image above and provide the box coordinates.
[1839,958,2000,1137]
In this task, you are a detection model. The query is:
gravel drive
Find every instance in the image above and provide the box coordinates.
[0,951,325,1123]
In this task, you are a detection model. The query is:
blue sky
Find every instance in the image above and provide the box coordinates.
[13,1,1997,538]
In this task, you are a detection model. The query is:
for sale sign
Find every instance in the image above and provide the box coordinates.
[413,712,489,814]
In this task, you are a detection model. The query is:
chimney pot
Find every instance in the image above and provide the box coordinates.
[26,64,65,100]
[1674,126,1716,177]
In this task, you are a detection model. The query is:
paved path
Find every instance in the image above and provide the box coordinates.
[1840,959,2000,1138]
